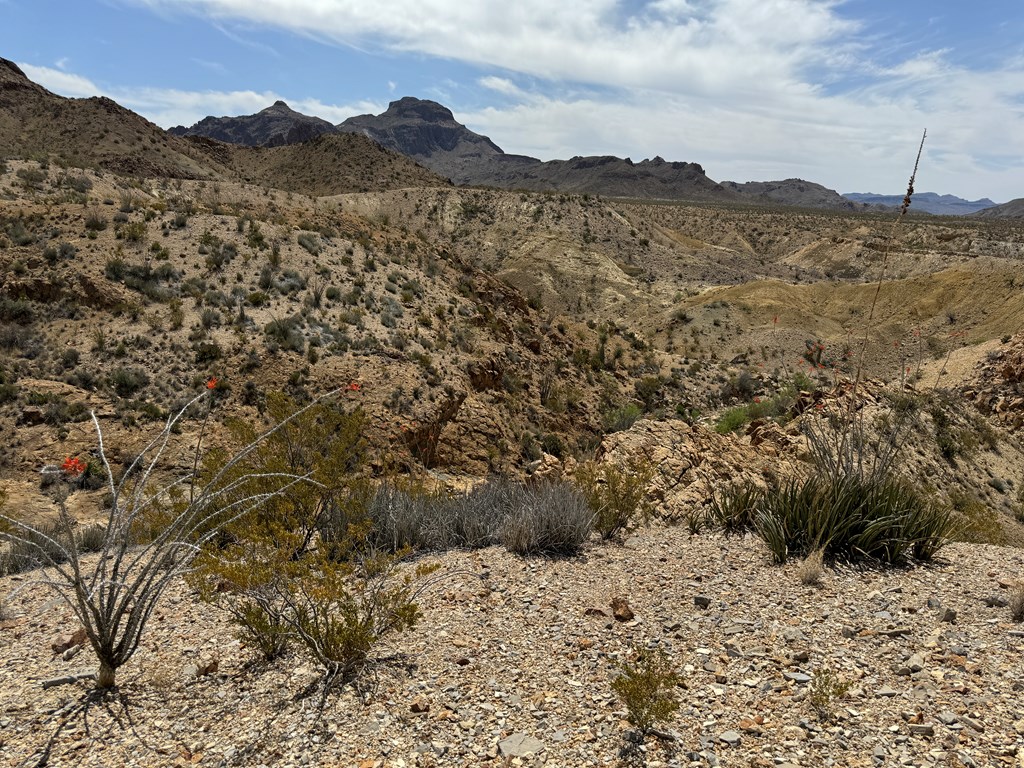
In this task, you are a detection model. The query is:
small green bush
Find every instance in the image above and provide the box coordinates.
[264,315,305,353]
[612,646,681,736]
[809,665,852,720]
[84,213,108,232]
[602,403,643,433]
[715,406,750,434]
[109,367,149,398]
[574,458,654,540]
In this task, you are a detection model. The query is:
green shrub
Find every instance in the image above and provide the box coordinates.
[264,315,305,353]
[109,367,149,397]
[0,298,34,325]
[120,221,147,243]
[85,213,108,232]
[715,406,750,434]
[574,458,654,540]
[190,395,430,683]
[809,665,852,720]
[612,646,681,736]
[602,403,643,433]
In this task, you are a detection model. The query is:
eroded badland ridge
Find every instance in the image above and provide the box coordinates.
[2,57,1024,767]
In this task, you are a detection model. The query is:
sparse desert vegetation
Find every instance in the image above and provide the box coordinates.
[1,58,1024,767]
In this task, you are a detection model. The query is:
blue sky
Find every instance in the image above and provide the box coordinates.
[2,0,1022,201]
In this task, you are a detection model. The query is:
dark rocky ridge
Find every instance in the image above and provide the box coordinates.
[169,100,337,148]
[338,98,734,201]
[338,97,509,185]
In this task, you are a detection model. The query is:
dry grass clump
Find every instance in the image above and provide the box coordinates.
[798,548,825,586]
[498,480,592,556]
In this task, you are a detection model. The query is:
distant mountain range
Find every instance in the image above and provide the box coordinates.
[973,198,1024,218]
[842,192,997,216]
[170,97,886,209]
[25,70,1018,215]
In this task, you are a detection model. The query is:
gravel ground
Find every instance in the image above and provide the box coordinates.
[1,528,1023,768]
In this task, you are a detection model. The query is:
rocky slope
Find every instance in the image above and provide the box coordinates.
[169,100,337,147]
[0,57,225,180]
[967,332,1024,432]
[723,179,881,211]
[974,198,1024,219]
[0,60,442,197]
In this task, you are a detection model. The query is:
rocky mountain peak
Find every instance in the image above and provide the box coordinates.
[0,58,29,82]
[384,97,457,123]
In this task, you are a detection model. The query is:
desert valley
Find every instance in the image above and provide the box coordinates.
[2,54,1024,767]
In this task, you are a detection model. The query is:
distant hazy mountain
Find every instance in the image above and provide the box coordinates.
[722,179,883,211]
[843,192,996,216]
[168,101,337,147]
[972,198,1024,219]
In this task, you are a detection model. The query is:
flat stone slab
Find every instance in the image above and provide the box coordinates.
[499,732,545,757]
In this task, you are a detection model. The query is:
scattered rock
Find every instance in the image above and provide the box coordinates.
[50,627,87,656]
[410,695,430,714]
[940,608,957,624]
[498,732,544,757]
[719,730,742,747]
[694,595,712,609]
[897,653,925,675]
[611,597,634,622]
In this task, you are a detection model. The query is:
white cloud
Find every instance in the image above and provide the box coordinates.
[19,64,105,99]
[122,0,855,100]
[478,76,523,97]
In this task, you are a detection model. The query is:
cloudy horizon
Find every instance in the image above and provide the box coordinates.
[3,0,1022,202]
